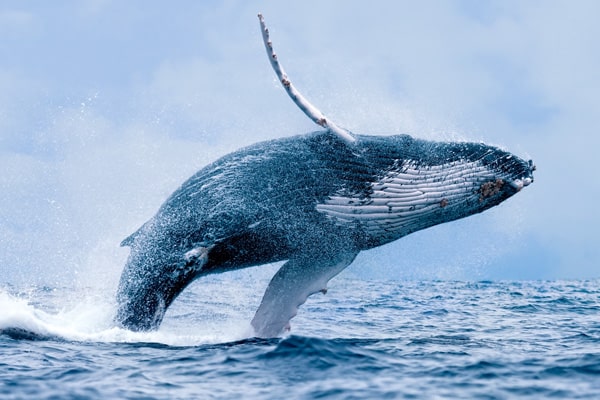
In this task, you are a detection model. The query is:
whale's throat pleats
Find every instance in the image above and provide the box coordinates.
[316,160,492,245]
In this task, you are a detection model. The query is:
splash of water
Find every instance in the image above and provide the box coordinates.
[0,281,257,346]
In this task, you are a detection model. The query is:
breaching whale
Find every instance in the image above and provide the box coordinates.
[115,15,535,337]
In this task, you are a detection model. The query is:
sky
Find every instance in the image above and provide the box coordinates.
[0,0,598,287]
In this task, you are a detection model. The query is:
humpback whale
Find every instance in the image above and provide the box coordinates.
[115,15,535,337]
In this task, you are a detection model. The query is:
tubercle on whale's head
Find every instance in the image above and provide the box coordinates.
[507,159,535,192]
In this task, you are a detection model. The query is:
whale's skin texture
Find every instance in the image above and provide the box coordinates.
[115,131,534,336]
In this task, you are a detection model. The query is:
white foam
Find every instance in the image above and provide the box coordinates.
[0,288,251,346]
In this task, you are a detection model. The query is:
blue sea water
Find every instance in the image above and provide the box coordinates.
[1,278,599,399]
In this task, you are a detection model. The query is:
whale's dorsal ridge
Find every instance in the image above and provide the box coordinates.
[120,220,152,247]
[120,232,137,247]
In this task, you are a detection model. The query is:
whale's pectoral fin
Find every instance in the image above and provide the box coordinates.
[250,251,358,338]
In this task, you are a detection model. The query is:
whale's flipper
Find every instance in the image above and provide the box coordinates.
[251,251,358,338]
[257,13,355,144]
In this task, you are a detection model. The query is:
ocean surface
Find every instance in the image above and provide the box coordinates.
[1,277,599,399]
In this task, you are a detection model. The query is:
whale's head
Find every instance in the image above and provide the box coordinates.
[468,145,535,208]
[413,140,536,214]
[114,248,178,331]
[317,135,535,247]
[114,224,209,331]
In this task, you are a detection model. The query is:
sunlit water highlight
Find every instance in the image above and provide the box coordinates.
[1,278,599,399]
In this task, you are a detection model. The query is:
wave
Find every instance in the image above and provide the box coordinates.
[263,335,383,363]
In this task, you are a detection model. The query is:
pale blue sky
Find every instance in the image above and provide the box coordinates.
[1,1,598,286]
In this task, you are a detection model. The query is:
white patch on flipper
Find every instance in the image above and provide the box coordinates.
[316,160,493,241]
[251,252,358,338]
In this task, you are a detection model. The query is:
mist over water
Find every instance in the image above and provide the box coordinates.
[2,1,573,288]
[0,88,527,289]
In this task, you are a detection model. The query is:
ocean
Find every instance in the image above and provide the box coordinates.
[1,277,599,399]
